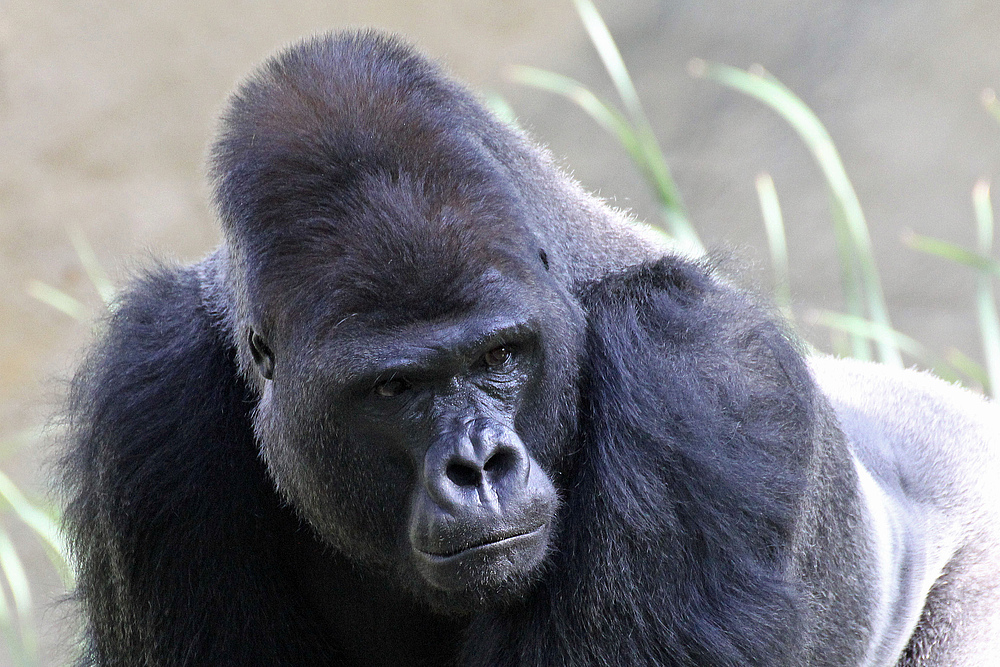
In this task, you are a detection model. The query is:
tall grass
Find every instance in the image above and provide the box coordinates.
[513,0,998,394]
[0,453,68,667]
[510,0,702,257]
[905,179,1000,397]
[0,229,103,666]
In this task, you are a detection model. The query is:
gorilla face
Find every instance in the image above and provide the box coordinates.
[242,179,585,610]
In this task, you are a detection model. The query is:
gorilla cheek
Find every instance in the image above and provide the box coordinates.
[252,391,309,502]
[254,396,406,562]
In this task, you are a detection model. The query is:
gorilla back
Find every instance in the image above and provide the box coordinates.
[60,30,1000,667]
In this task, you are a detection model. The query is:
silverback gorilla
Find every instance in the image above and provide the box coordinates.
[61,30,1000,667]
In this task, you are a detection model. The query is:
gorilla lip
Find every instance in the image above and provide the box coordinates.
[415,524,547,561]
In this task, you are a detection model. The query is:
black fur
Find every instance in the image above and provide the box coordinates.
[62,253,851,665]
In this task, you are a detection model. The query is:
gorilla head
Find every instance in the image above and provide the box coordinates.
[209,32,587,609]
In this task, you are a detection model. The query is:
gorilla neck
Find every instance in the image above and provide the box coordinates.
[292,540,468,666]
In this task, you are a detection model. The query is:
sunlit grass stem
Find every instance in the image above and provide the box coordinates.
[691,60,902,367]
[972,180,1000,398]
[755,173,792,317]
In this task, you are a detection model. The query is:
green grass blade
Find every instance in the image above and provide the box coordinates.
[903,233,1000,277]
[29,228,113,319]
[755,173,791,316]
[832,198,872,360]
[572,0,643,122]
[0,470,71,583]
[809,310,960,381]
[974,180,994,250]
[0,530,36,666]
[509,66,704,255]
[657,208,704,257]
[26,281,88,321]
[0,529,26,667]
[569,0,702,254]
[694,61,900,366]
[68,226,114,305]
[973,180,1000,399]
[482,92,519,129]
[945,348,990,391]
[508,66,645,163]
[828,330,854,359]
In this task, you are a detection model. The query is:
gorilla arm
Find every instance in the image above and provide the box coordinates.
[810,356,1000,666]
[60,264,342,665]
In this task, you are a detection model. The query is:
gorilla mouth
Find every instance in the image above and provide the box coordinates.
[416,524,547,561]
[413,523,550,592]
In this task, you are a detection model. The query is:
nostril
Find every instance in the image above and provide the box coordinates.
[446,461,481,488]
[483,448,516,478]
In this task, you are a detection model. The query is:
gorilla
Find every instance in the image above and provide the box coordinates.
[61,30,1000,666]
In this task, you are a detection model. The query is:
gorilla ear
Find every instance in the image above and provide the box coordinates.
[248,328,275,380]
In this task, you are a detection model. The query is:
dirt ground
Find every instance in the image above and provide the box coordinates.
[2,1,999,664]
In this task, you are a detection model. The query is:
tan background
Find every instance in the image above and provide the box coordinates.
[2,1,999,664]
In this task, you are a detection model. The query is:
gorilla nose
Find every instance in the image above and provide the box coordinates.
[446,446,519,489]
[425,425,530,509]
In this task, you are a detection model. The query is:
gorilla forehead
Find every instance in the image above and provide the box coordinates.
[211,30,505,243]
[253,170,546,333]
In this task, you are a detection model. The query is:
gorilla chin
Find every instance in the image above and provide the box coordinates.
[412,522,552,594]
[407,464,560,601]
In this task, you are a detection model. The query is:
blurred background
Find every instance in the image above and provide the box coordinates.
[2,0,999,664]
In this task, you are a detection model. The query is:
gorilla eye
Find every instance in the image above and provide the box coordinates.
[374,377,410,398]
[483,345,514,368]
